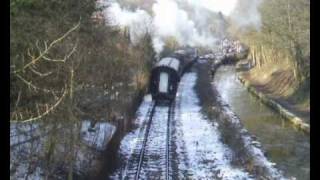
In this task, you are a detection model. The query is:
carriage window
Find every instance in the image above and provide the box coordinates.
[159,72,169,93]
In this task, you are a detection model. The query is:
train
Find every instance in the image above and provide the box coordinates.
[149,48,198,102]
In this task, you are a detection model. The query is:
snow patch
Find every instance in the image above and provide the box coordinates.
[10,122,46,179]
[213,84,287,179]
[109,96,153,179]
[11,120,116,179]
[80,120,116,151]
[175,72,253,179]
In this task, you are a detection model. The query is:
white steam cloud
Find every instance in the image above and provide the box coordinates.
[180,0,238,16]
[151,0,220,52]
[229,0,263,30]
[107,2,152,44]
[102,0,262,54]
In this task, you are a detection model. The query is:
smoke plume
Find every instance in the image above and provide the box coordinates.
[229,0,263,30]
[106,2,152,44]
[102,0,263,54]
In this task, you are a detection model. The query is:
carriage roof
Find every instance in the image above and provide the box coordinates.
[155,57,180,72]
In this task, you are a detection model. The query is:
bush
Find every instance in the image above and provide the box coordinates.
[10,0,155,178]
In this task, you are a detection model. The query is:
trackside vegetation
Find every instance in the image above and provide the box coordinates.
[10,0,155,178]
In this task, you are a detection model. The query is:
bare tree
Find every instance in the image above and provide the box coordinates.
[10,22,80,123]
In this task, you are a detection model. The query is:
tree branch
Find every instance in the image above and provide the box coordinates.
[13,21,80,74]
[42,43,77,63]
[29,65,53,77]
[10,86,68,123]
[14,73,62,94]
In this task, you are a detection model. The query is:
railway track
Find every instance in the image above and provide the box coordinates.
[166,100,175,180]
[123,101,175,180]
[134,102,157,180]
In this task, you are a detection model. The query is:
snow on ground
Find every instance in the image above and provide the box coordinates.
[174,72,253,179]
[109,95,154,179]
[110,73,255,179]
[219,99,287,179]
[138,106,169,179]
[211,65,286,179]
[80,120,116,151]
[74,120,117,175]
[11,120,116,179]
[11,123,39,147]
[109,72,285,179]
[10,122,47,179]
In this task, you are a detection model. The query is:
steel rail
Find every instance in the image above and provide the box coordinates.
[166,101,175,180]
[134,102,157,180]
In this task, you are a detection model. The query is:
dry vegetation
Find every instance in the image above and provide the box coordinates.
[228,0,310,118]
[10,0,155,178]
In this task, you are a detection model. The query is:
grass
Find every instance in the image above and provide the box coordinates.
[241,60,310,120]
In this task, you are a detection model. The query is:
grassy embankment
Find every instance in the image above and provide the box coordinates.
[228,0,310,128]
[237,60,310,132]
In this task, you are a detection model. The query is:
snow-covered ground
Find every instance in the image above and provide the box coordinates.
[10,120,116,179]
[216,90,287,179]
[138,106,169,179]
[173,72,253,179]
[10,122,47,179]
[80,120,116,151]
[110,73,255,179]
[109,70,288,179]
[211,66,286,179]
[109,95,154,179]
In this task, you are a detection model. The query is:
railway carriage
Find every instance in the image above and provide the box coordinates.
[150,49,198,102]
[150,57,182,101]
